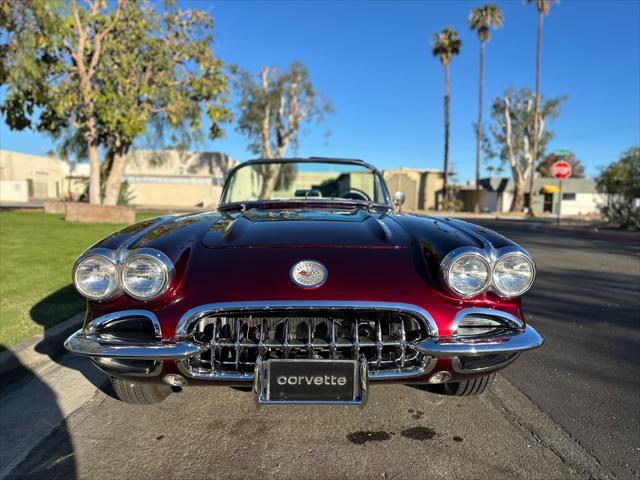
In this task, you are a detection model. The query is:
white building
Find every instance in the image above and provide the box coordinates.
[461,177,606,215]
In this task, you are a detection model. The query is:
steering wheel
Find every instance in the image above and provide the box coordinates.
[341,188,371,202]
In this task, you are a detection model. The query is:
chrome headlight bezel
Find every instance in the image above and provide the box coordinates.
[72,249,120,301]
[73,247,174,302]
[440,248,492,298]
[492,251,536,298]
[121,248,174,301]
[440,246,535,299]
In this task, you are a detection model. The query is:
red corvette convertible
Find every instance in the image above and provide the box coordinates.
[65,158,543,405]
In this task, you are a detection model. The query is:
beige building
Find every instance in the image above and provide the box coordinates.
[123,150,235,208]
[384,168,444,211]
[0,149,235,208]
[0,150,70,201]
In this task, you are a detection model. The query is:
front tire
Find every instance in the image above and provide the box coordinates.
[111,377,172,404]
[444,373,495,396]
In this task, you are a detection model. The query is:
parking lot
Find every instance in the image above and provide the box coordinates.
[1,220,638,480]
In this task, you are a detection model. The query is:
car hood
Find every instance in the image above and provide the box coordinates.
[201,208,412,248]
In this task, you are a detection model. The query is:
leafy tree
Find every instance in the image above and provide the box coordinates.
[432,27,462,209]
[538,151,585,178]
[525,0,558,214]
[1,0,126,204]
[1,0,232,205]
[235,62,333,199]
[95,1,232,205]
[484,87,565,212]
[469,4,503,213]
[596,147,640,230]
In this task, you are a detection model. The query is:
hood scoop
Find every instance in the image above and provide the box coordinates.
[202,208,412,249]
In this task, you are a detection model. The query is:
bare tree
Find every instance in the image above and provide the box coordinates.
[236,62,333,199]
[485,87,564,212]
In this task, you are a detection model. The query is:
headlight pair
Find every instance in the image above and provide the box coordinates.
[441,248,535,298]
[73,248,172,301]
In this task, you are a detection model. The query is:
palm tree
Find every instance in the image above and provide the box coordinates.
[469,4,503,213]
[432,27,461,210]
[526,0,557,215]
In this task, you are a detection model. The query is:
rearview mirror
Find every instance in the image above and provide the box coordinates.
[393,191,406,208]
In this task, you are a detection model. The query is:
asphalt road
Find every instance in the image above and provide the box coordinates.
[1,220,638,480]
[472,220,640,479]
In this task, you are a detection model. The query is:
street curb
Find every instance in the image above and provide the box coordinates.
[0,312,84,381]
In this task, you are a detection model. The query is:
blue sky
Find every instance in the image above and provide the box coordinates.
[1,0,639,182]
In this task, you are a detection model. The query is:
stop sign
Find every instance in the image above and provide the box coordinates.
[551,160,572,179]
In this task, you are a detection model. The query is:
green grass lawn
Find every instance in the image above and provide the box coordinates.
[0,210,163,349]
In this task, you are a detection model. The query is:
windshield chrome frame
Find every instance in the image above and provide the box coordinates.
[219,158,391,208]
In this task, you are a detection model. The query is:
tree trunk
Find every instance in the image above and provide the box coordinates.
[443,64,450,210]
[511,176,526,212]
[528,11,544,216]
[260,66,273,159]
[474,42,485,214]
[103,150,127,206]
[87,142,101,205]
[258,164,279,200]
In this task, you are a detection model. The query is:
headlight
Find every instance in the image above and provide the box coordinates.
[493,253,535,297]
[74,255,119,300]
[121,252,171,300]
[443,253,491,297]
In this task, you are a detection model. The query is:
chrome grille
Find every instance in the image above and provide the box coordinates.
[181,309,431,379]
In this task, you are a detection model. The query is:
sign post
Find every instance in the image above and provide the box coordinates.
[550,160,572,225]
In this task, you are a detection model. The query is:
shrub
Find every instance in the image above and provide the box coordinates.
[596,147,640,230]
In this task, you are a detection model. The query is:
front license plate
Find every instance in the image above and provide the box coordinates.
[266,360,358,403]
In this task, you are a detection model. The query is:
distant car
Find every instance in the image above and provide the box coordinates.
[65,158,543,405]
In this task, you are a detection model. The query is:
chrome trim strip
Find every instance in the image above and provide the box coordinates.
[175,300,439,337]
[450,308,524,337]
[64,329,204,360]
[86,309,162,339]
[177,361,254,381]
[415,325,543,356]
[178,354,438,382]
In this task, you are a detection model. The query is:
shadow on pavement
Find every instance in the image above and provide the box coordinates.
[29,285,112,396]
[0,346,77,480]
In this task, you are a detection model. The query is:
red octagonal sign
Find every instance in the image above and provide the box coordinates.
[551,160,572,179]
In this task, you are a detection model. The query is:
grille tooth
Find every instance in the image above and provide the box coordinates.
[185,309,429,376]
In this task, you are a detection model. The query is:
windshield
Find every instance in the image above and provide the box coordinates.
[221,161,390,205]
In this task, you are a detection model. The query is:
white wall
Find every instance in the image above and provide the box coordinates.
[559,193,606,215]
[0,180,29,202]
[500,192,514,213]
[482,191,498,212]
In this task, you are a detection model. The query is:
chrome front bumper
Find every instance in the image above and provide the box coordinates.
[64,330,204,360]
[64,325,543,360]
[415,325,544,356]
